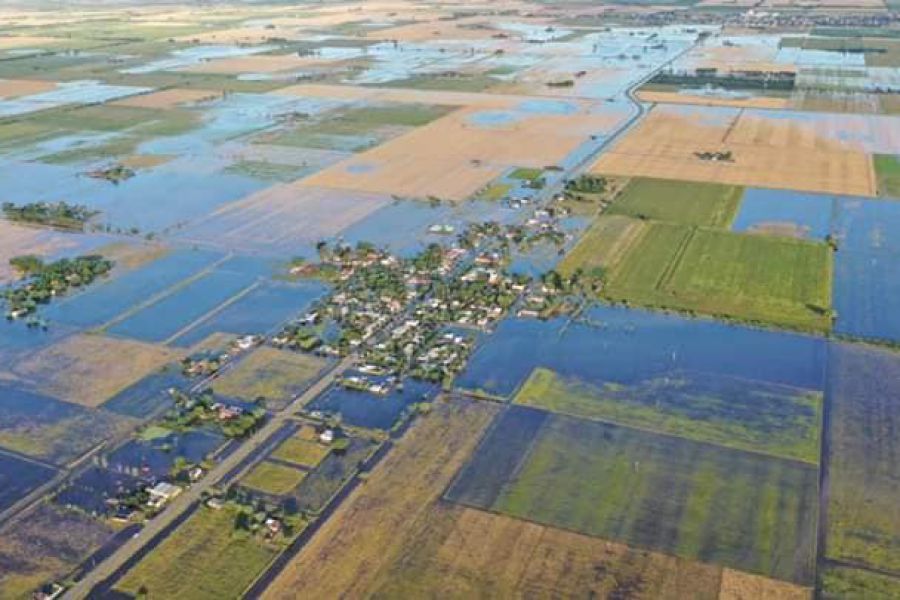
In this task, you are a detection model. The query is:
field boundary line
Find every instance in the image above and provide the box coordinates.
[96,252,234,332]
[655,225,695,292]
[162,280,260,345]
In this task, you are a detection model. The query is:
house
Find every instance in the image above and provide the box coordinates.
[265,517,282,535]
[148,482,182,509]
[319,429,334,444]
[206,497,225,510]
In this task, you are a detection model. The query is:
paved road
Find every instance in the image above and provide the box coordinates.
[64,355,355,600]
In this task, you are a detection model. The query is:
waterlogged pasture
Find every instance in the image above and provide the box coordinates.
[213,347,329,411]
[825,343,900,574]
[515,367,822,463]
[0,502,114,599]
[446,407,819,585]
[106,428,225,479]
[456,305,826,400]
[0,450,56,513]
[100,367,185,418]
[0,385,136,465]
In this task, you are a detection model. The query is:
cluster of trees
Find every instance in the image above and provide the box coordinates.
[4,254,113,318]
[2,201,98,231]
[86,164,135,184]
[565,175,607,195]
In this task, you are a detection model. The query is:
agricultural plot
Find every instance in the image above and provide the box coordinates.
[176,183,392,256]
[242,461,308,495]
[284,435,378,514]
[604,225,834,333]
[556,215,648,278]
[302,107,626,202]
[515,367,822,463]
[100,367,185,418]
[212,347,329,411]
[114,504,281,600]
[270,427,331,468]
[8,334,181,408]
[446,407,819,585]
[874,153,900,197]
[262,396,499,598]
[112,88,221,109]
[825,343,900,574]
[0,502,114,600]
[821,564,900,599]
[591,104,877,197]
[0,385,136,465]
[258,102,453,152]
[606,177,743,227]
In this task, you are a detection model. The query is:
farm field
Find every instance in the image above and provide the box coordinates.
[514,367,822,463]
[114,504,282,599]
[606,177,743,227]
[7,333,181,407]
[825,343,900,574]
[262,396,499,598]
[446,407,819,585]
[874,153,900,197]
[0,502,114,599]
[212,347,328,410]
[603,225,834,333]
[270,427,331,469]
[556,214,647,277]
[591,105,878,197]
[241,460,308,495]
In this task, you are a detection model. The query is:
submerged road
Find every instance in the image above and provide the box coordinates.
[65,36,701,600]
[64,355,355,600]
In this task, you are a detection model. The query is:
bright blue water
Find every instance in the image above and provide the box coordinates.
[456,305,827,398]
[306,378,437,430]
[731,188,835,240]
[107,267,258,343]
[171,280,327,347]
[44,249,224,328]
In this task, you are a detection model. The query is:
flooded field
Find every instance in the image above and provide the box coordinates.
[457,305,826,399]
[1,3,899,598]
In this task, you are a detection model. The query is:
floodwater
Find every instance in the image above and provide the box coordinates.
[171,280,328,347]
[306,377,437,430]
[456,304,826,399]
[731,188,835,240]
[0,449,57,512]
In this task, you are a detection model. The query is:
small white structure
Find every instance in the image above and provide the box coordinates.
[148,482,182,509]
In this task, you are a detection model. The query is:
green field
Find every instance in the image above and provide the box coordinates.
[509,167,543,181]
[557,215,646,278]
[262,103,451,151]
[115,505,280,599]
[224,160,307,183]
[874,154,900,198]
[821,564,900,599]
[515,367,822,463]
[606,178,743,227]
[826,344,900,573]
[271,436,331,469]
[447,407,819,585]
[241,461,308,495]
[604,225,833,332]
[603,221,692,295]
[477,182,512,201]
